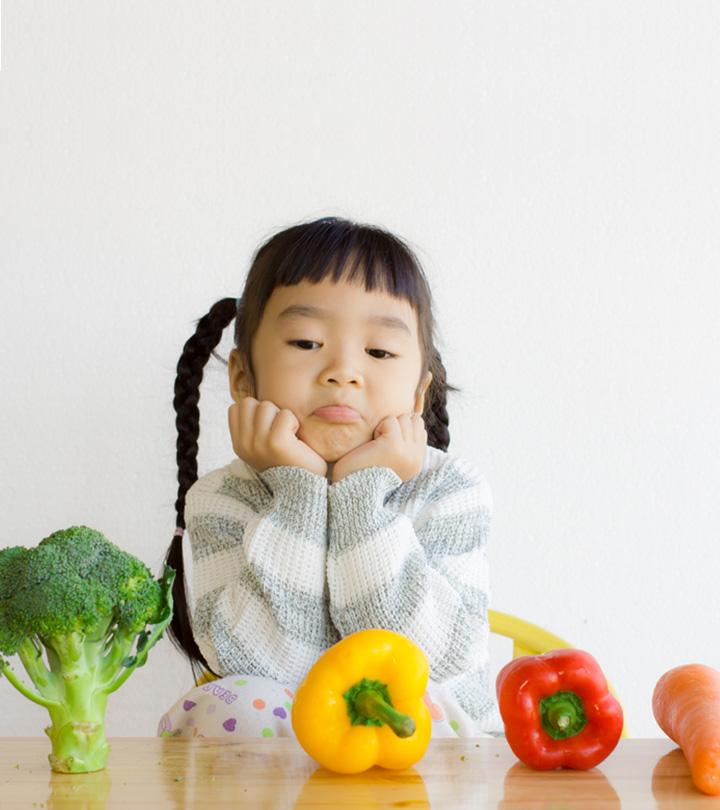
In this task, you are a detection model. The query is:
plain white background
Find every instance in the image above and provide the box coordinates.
[1,1,718,741]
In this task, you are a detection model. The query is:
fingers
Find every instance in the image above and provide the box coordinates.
[234,397,302,445]
[229,398,279,450]
[373,414,398,440]
[248,398,278,440]
[374,413,425,444]
[397,413,426,443]
[269,408,300,450]
[228,397,321,474]
[396,414,413,442]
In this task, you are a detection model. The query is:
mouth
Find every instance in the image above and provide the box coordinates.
[312,406,362,423]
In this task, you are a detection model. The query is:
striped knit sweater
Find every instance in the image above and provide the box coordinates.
[183,445,500,733]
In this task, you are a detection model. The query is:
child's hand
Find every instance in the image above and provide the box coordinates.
[228,397,328,478]
[331,413,427,485]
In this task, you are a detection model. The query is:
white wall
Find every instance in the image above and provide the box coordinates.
[1,1,718,741]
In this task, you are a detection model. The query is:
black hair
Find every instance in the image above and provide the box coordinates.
[164,216,462,682]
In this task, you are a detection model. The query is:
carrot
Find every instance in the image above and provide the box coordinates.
[652,663,720,796]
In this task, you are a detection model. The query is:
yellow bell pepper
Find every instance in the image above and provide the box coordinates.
[291,628,432,774]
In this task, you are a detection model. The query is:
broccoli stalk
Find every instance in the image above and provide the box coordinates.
[0,526,175,773]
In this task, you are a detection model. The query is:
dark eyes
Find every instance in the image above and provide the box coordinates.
[288,340,396,359]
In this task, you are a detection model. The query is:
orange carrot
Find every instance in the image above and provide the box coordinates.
[652,663,720,796]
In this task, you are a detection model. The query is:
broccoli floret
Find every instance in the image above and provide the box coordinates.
[0,526,175,773]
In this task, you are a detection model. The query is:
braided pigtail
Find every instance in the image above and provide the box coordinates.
[423,348,459,452]
[163,297,238,683]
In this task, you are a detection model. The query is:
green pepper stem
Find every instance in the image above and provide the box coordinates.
[548,701,573,729]
[343,677,416,738]
[353,689,416,738]
[540,690,588,740]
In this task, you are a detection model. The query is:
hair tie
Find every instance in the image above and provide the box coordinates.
[174,527,185,538]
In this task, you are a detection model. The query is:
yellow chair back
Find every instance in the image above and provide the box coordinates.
[195,669,215,687]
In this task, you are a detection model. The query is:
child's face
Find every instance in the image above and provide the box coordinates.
[229,275,433,463]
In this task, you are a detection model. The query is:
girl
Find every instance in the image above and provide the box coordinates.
[157,216,502,740]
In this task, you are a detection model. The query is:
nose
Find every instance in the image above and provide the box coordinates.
[320,350,364,387]
[324,370,362,386]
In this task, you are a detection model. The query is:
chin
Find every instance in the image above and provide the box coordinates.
[298,423,368,461]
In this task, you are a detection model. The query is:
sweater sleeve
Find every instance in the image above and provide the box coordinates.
[326,459,492,683]
[185,464,337,685]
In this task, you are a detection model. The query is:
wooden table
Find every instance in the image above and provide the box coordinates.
[2,737,717,808]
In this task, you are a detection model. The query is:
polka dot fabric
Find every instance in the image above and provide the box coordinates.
[157,674,499,739]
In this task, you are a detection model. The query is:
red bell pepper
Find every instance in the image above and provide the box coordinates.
[496,648,623,770]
